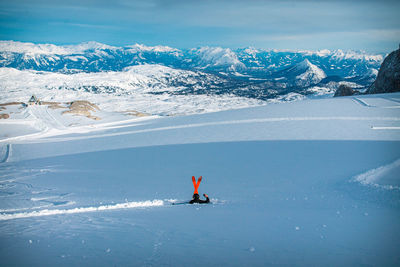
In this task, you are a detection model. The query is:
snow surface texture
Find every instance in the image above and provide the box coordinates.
[0,93,399,266]
[353,158,400,190]
[0,200,164,221]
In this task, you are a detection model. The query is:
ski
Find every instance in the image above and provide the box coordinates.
[171,201,190,205]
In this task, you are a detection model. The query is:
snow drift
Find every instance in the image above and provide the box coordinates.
[0,200,164,221]
[353,158,400,190]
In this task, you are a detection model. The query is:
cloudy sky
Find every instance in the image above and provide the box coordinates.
[0,0,399,52]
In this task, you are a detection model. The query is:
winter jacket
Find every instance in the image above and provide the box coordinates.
[189,193,210,204]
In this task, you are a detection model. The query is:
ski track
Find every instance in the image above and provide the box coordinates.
[0,121,151,143]
[11,116,400,144]
[378,97,400,108]
[0,113,153,143]
[0,144,10,163]
[26,106,69,134]
[371,126,400,130]
[0,198,224,220]
[0,199,164,221]
[0,120,37,125]
[2,96,399,144]
[352,97,400,109]
[386,97,400,104]
[352,97,372,107]
[0,205,53,213]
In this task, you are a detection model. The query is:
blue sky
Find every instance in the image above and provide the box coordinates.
[0,0,399,52]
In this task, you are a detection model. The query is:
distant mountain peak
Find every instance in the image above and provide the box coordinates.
[295,59,313,69]
[276,59,326,87]
[72,41,117,52]
[289,58,323,74]
[126,43,180,53]
[189,46,245,70]
[295,60,326,85]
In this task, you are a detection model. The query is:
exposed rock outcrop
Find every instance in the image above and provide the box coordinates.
[0,102,25,107]
[41,101,64,109]
[367,46,400,94]
[334,84,359,97]
[0,114,9,119]
[62,100,101,120]
[123,110,149,117]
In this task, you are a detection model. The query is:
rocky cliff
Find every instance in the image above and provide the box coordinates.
[334,84,359,97]
[367,47,400,94]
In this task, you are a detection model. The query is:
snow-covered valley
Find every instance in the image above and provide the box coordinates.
[0,92,399,265]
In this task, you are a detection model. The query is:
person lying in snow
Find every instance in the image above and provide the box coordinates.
[189,176,210,204]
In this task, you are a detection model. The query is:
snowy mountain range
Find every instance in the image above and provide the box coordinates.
[0,40,385,112]
[0,41,382,81]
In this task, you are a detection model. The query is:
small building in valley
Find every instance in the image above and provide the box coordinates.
[28,95,41,105]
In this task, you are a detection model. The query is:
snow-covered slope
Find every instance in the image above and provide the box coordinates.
[0,93,399,266]
[2,93,399,160]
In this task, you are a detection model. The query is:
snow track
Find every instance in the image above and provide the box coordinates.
[353,96,400,109]
[28,105,67,131]
[0,106,69,143]
[352,97,371,107]
[0,144,11,163]
[0,199,164,221]
[1,94,399,162]
[387,97,400,104]
[371,126,400,130]
[28,116,400,144]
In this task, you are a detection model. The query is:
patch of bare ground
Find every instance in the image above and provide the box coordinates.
[41,101,65,109]
[0,102,25,107]
[0,114,9,119]
[0,102,25,119]
[124,110,150,117]
[62,100,101,120]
